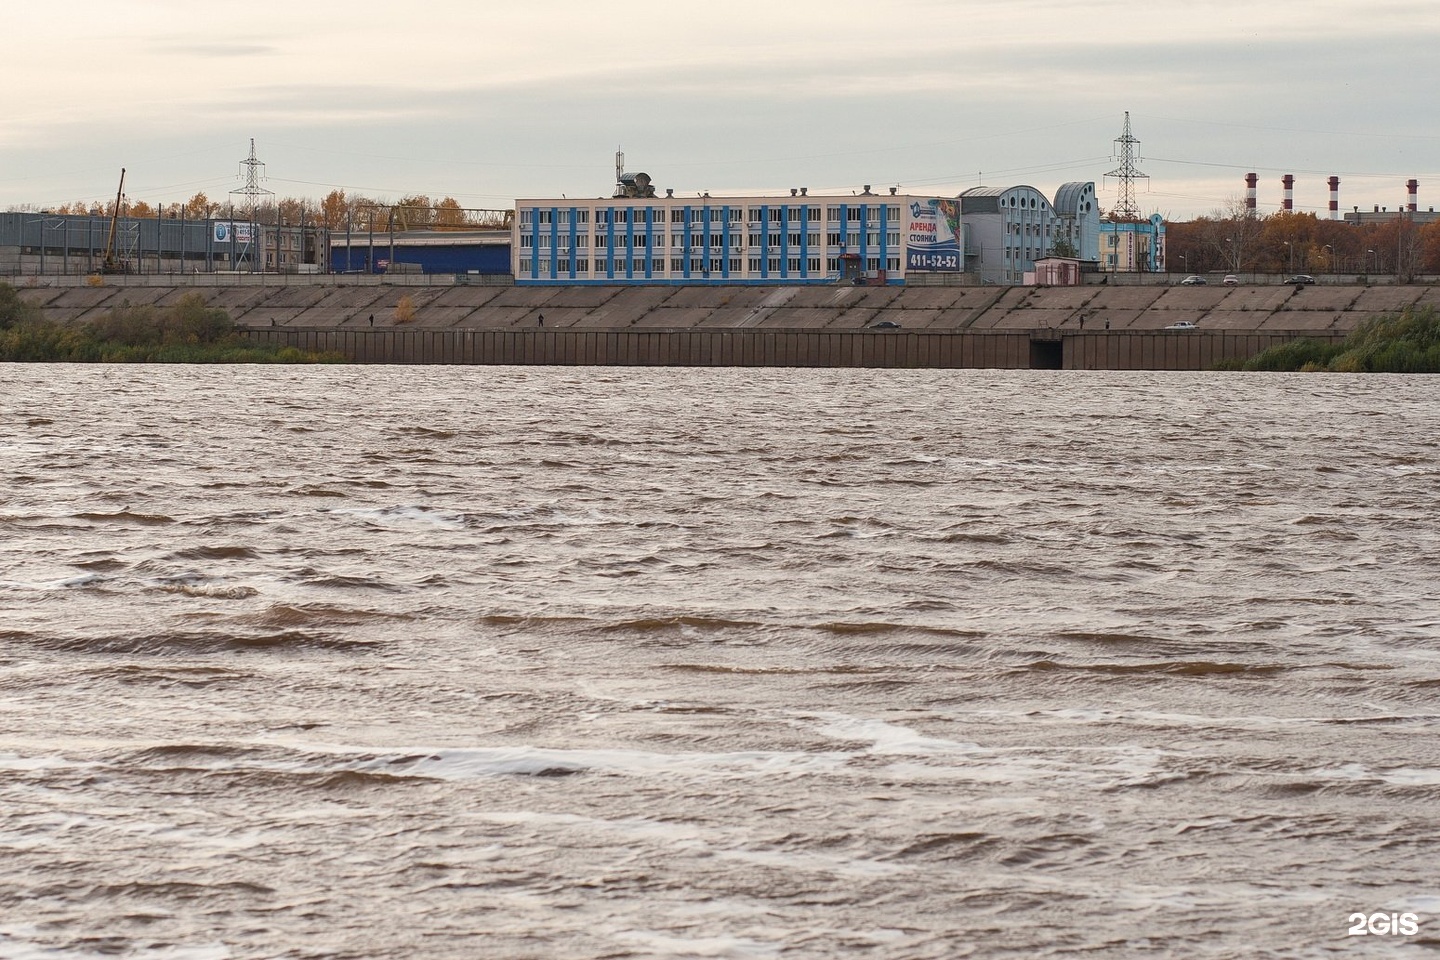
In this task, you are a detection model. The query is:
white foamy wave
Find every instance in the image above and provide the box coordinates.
[330,744,848,781]
[326,505,468,529]
[1312,763,1440,786]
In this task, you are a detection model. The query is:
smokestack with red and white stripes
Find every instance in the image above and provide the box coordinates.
[1246,173,1258,213]
[1407,179,1419,212]
[1282,175,1295,212]
[1329,177,1340,219]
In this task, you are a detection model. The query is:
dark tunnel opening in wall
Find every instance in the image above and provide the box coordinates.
[1029,338,1063,370]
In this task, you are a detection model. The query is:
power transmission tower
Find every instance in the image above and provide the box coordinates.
[230,138,274,217]
[1105,112,1148,220]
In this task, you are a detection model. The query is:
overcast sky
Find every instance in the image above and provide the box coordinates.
[4,0,1439,220]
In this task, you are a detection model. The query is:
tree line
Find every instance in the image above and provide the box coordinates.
[41,190,513,232]
[1160,201,1440,278]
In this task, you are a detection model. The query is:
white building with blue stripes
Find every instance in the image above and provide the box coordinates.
[513,187,963,286]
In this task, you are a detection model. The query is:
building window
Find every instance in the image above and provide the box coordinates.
[808,257,820,272]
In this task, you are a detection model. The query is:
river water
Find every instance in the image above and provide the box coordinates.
[1,364,1437,959]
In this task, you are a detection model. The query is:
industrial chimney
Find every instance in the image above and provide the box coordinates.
[1329,177,1340,220]
[1282,175,1295,212]
[1407,179,1419,212]
[1246,173,1258,213]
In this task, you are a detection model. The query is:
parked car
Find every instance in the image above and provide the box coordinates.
[1223,275,1240,285]
[1179,275,1207,286]
[868,320,902,329]
[1283,275,1316,285]
[1165,321,1198,330]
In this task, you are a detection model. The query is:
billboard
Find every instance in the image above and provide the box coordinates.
[213,222,255,244]
[905,199,962,272]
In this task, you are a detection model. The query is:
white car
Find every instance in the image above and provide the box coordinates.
[1165,321,1198,330]
[1223,275,1240,285]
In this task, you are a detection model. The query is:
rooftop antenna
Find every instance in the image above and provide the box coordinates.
[1105,112,1148,220]
[230,138,274,218]
[615,148,624,183]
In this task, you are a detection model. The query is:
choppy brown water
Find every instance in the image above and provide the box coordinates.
[2,364,1438,959]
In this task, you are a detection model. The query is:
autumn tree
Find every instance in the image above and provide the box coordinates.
[278,197,308,225]
[434,197,466,230]
[319,189,348,229]
[185,192,214,218]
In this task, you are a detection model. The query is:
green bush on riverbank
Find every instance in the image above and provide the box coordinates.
[0,284,338,363]
[1230,306,1440,373]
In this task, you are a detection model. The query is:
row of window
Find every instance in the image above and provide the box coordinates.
[519,232,900,250]
[519,205,904,227]
[517,256,903,277]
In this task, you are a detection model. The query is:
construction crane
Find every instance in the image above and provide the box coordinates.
[102,168,127,274]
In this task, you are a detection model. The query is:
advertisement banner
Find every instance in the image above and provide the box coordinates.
[905,199,962,272]
[213,222,254,244]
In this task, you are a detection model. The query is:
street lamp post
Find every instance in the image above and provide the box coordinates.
[1324,244,1333,275]
[1284,241,1294,275]
[1367,248,1376,276]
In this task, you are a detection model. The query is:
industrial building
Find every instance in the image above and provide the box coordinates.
[329,229,511,275]
[958,182,1101,284]
[514,159,965,286]
[0,211,326,276]
[514,186,962,286]
[1099,214,1167,274]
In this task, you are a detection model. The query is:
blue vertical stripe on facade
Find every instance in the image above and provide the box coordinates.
[721,206,731,279]
[569,208,578,280]
[549,210,558,280]
[529,210,539,280]
[859,204,868,268]
[783,202,794,277]
[878,204,887,275]
[625,213,634,280]
[644,207,654,279]
[759,206,768,280]
[683,206,692,280]
[605,213,615,280]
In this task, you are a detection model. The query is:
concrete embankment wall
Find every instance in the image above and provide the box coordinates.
[20,277,1428,368]
[242,326,1343,371]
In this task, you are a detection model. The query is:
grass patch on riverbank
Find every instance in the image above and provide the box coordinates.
[0,284,341,363]
[1226,306,1440,373]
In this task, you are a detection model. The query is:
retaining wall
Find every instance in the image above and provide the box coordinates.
[244,327,1343,371]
